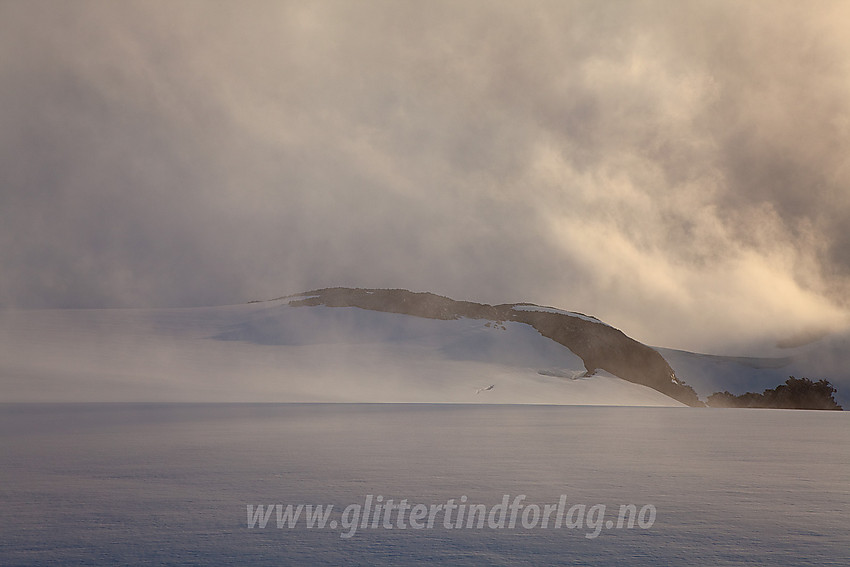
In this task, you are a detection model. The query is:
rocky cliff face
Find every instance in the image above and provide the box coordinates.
[507,308,702,406]
[286,287,703,407]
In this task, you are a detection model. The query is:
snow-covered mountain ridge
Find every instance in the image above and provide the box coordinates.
[0,292,678,406]
[1,286,846,407]
[280,287,702,406]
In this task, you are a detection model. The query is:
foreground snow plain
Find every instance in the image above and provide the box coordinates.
[2,404,848,566]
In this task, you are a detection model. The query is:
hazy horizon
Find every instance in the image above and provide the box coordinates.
[3,1,850,352]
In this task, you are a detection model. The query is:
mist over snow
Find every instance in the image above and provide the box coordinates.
[2,1,850,352]
[0,302,682,406]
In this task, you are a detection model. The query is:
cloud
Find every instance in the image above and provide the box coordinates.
[1,0,849,350]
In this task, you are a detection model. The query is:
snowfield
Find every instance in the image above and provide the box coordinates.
[0,302,683,406]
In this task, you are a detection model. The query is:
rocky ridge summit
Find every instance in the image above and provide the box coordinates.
[283,287,703,406]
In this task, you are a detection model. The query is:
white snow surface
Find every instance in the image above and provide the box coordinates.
[511,304,609,325]
[0,303,682,406]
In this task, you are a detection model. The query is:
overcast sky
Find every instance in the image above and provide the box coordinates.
[2,0,849,351]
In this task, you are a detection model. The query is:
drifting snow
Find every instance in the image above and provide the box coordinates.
[0,303,681,406]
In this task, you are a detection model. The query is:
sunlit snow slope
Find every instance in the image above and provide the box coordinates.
[0,300,682,406]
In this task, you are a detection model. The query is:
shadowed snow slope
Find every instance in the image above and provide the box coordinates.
[0,299,682,406]
[659,329,850,408]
